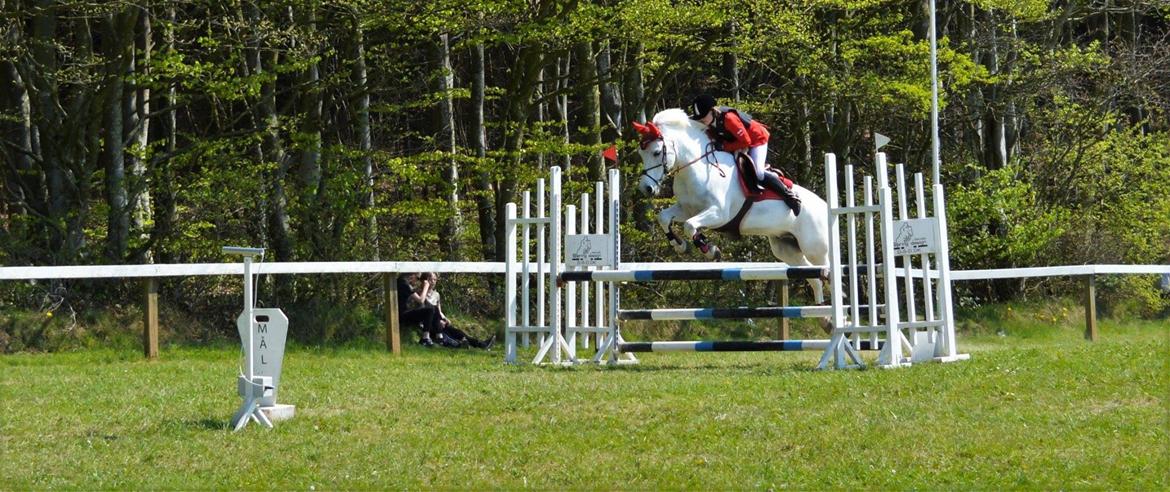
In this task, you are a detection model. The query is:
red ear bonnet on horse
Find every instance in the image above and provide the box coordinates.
[631,121,662,149]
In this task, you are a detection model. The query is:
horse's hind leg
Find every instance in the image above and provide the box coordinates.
[768,236,832,333]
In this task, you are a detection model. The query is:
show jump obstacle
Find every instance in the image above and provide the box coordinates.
[504,153,968,369]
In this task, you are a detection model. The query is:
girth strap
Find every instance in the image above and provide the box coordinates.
[713,200,753,239]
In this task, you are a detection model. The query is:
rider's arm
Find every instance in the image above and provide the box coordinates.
[721,112,752,153]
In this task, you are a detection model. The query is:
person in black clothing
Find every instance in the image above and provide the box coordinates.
[419,272,495,350]
[397,272,443,347]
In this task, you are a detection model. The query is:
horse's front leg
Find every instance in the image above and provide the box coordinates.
[658,204,688,254]
[682,206,730,260]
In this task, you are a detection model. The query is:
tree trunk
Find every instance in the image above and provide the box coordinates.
[982,10,1007,170]
[294,6,324,261]
[801,95,813,180]
[572,41,602,182]
[2,58,39,221]
[248,5,292,266]
[127,7,152,263]
[722,22,740,102]
[102,10,140,263]
[555,55,572,172]
[597,39,622,142]
[354,23,378,260]
[471,33,495,260]
[623,42,647,125]
[28,0,61,258]
[492,45,545,260]
[436,32,461,259]
[152,5,178,263]
[624,42,652,233]
[299,8,322,194]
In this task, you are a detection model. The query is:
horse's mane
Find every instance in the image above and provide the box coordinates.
[652,108,706,133]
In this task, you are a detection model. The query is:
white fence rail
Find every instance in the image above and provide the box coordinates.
[2,261,1167,357]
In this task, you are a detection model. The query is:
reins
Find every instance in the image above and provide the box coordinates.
[639,138,727,188]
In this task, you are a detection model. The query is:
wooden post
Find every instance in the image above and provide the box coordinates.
[778,280,790,340]
[385,273,401,355]
[1084,274,1098,342]
[143,278,159,359]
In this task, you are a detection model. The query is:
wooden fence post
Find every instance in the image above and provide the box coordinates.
[1084,274,1098,341]
[385,273,401,355]
[143,278,159,359]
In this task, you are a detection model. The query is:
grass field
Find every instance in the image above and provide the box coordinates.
[2,321,1167,489]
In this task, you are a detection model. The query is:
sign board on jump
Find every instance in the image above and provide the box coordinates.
[891,218,940,256]
[566,234,613,267]
[236,308,288,407]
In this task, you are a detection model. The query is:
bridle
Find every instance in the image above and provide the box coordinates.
[639,136,725,189]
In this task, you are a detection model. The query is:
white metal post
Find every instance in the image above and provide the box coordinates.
[845,166,860,348]
[934,184,961,360]
[549,167,563,364]
[915,173,937,332]
[595,180,606,350]
[580,192,590,349]
[505,203,518,362]
[896,164,918,327]
[243,256,254,384]
[864,176,879,347]
[878,185,905,367]
[537,179,546,349]
[522,191,531,348]
[608,168,622,364]
[565,204,577,358]
[818,154,850,369]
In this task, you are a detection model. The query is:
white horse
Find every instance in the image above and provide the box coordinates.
[632,108,830,304]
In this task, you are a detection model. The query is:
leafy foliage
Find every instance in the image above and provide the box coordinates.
[1,0,1166,346]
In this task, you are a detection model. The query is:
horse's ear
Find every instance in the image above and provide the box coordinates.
[632,121,649,135]
[646,122,662,139]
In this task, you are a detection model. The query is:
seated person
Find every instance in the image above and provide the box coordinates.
[397,272,442,347]
[419,272,495,350]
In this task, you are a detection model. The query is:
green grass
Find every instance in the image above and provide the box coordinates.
[1,324,1167,489]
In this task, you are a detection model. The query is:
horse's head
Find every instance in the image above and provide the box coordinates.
[632,121,670,196]
[631,109,711,196]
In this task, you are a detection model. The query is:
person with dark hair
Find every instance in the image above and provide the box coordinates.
[397,272,443,347]
[689,94,802,216]
[418,272,495,350]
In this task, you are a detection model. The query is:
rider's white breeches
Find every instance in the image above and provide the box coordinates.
[748,143,768,180]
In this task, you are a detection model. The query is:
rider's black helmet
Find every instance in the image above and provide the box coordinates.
[689,94,717,120]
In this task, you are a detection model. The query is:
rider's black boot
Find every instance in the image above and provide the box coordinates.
[761,172,801,216]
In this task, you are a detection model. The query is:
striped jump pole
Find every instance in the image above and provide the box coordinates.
[618,306,833,320]
[618,339,884,353]
[560,266,829,283]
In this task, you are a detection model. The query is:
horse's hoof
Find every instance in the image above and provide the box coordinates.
[671,239,688,254]
[708,245,721,261]
[819,317,833,334]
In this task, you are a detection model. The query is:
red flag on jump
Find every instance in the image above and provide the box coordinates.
[602,144,618,163]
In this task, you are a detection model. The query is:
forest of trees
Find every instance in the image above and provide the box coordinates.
[2,1,1168,345]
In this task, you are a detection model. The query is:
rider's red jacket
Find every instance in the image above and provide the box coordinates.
[720,111,770,153]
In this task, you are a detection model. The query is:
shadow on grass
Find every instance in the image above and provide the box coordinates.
[186,417,230,431]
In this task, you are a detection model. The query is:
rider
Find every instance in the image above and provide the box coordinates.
[688,94,801,216]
